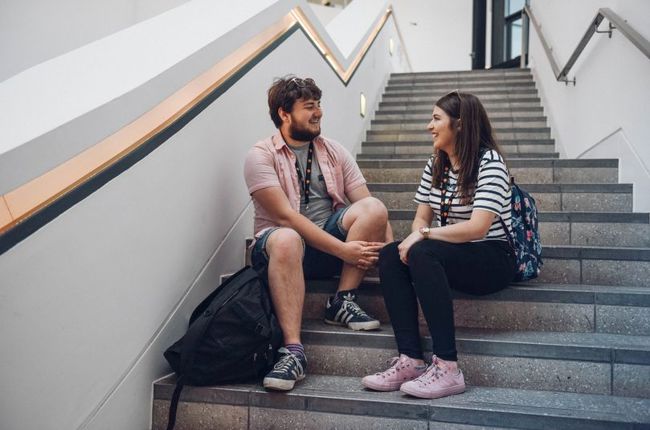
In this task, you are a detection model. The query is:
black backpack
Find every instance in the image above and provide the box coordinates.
[163,266,282,430]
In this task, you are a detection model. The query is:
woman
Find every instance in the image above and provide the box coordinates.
[361,91,516,399]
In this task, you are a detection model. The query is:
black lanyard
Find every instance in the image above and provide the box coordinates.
[439,165,455,226]
[294,141,314,206]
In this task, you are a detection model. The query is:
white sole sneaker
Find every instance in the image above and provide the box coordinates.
[324,318,380,331]
[263,374,305,391]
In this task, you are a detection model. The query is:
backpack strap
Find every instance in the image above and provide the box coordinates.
[498,175,517,251]
[165,376,185,430]
[499,217,516,250]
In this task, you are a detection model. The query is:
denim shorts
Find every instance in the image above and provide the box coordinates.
[251,207,349,281]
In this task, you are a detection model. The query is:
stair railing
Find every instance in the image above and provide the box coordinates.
[521,5,650,85]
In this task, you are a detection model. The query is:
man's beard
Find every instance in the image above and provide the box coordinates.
[289,122,320,142]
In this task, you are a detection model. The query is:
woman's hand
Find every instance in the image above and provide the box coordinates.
[398,231,425,264]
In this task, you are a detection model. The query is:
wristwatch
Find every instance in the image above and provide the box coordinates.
[418,226,431,238]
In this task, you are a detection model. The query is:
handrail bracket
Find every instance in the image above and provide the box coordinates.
[560,76,576,86]
[595,22,616,39]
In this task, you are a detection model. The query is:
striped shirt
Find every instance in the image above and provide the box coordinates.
[414,150,512,242]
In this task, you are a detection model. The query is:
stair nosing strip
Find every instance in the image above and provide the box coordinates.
[358,159,618,167]
[368,183,632,193]
[307,278,650,307]
[300,325,650,364]
[153,378,650,428]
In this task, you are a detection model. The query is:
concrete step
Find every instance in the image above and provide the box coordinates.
[298,322,650,397]
[385,210,649,247]
[374,111,545,120]
[366,128,551,141]
[383,89,538,100]
[370,119,548,130]
[381,93,540,104]
[152,374,650,430]
[390,68,533,81]
[383,87,538,98]
[542,245,650,287]
[385,78,535,91]
[379,100,542,110]
[372,116,547,127]
[358,152,560,159]
[305,279,650,336]
[368,183,633,213]
[361,140,556,155]
[360,159,619,184]
[375,102,544,118]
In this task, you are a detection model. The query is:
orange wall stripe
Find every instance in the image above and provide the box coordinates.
[0,197,13,230]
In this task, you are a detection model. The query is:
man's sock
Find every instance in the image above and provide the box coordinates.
[285,343,306,362]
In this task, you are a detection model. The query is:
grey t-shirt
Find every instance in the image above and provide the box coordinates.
[290,143,334,227]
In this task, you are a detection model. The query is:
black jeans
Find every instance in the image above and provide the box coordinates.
[378,239,515,361]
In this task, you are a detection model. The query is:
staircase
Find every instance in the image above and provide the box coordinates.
[152,69,650,429]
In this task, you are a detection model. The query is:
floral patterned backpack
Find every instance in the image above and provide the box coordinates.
[500,177,543,281]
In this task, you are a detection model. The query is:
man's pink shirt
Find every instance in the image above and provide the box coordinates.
[244,132,366,236]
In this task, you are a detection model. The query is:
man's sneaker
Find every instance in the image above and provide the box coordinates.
[263,347,307,391]
[362,354,427,391]
[399,355,466,399]
[324,290,380,331]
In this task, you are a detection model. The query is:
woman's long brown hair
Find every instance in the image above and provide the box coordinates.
[431,91,506,204]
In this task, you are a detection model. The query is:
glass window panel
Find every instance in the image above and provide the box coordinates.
[510,18,522,57]
[506,0,526,16]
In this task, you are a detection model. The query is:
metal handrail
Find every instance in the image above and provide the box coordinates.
[522,5,650,85]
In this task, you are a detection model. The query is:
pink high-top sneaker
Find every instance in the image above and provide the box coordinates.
[362,354,427,392]
[399,355,466,399]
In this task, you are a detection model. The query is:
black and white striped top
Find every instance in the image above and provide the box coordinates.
[414,150,512,242]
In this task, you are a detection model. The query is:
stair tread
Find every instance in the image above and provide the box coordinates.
[359,153,560,159]
[362,140,555,145]
[387,209,649,222]
[380,100,541,104]
[302,320,650,355]
[154,374,650,425]
[544,243,650,251]
[391,69,532,77]
[300,323,650,366]
[308,278,650,305]
[369,182,632,190]
[368,128,549,133]
[372,118,547,122]
[358,158,617,166]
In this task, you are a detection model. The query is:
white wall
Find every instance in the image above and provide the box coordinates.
[0,1,407,429]
[308,2,342,26]
[528,0,650,210]
[0,0,190,82]
[390,0,473,72]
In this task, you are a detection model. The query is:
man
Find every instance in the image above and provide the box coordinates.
[244,76,393,391]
